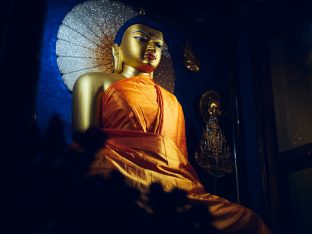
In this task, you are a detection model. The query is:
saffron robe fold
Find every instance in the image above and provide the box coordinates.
[90,75,271,233]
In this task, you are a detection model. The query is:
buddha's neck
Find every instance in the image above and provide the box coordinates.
[120,65,153,78]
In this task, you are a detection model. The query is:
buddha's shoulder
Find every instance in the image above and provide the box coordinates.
[158,85,177,99]
[75,72,123,84]
[74,72,124,92]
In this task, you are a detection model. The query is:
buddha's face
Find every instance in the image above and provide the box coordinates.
[119,24,164,73]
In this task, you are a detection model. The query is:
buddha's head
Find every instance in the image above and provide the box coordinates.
[112,16,164,75]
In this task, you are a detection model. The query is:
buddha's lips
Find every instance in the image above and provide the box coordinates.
[145,53,156,60]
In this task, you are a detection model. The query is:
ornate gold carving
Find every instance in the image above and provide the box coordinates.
[183,41,200,72]
[195,90,233,177]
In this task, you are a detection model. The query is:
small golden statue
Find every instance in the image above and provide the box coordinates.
[183,41,200,72]
[195,90,233,177]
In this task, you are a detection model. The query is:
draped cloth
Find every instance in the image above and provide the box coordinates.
[90,75,271,233]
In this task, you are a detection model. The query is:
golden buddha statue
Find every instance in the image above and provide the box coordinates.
[72,16,271,234]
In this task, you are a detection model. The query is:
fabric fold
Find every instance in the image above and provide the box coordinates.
[89,75,271,233]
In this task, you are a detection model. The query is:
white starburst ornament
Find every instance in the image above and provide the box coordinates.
[56,0,175,93]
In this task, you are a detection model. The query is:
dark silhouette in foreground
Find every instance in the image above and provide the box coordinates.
[21,116,222,234]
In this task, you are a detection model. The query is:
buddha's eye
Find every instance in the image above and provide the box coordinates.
[155,42,163,49]
[134,36,148,43]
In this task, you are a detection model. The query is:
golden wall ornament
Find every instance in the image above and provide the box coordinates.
[56,0,176,93]
[195,90,233,177]
[183,41,200,72]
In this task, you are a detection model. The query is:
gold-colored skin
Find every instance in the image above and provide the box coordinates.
[208,101,221,116]
[72,24,164,135]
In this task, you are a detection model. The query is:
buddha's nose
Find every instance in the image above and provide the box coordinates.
[146,40,156,53]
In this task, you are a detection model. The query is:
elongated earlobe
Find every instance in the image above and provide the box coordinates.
[112,43,122,73]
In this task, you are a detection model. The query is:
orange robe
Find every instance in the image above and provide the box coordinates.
[90,75,271,233]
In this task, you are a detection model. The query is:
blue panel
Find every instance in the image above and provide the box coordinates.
[36,0,86,143]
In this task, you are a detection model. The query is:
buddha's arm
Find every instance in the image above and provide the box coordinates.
[72,72,124,137]
[72,74,103,136]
